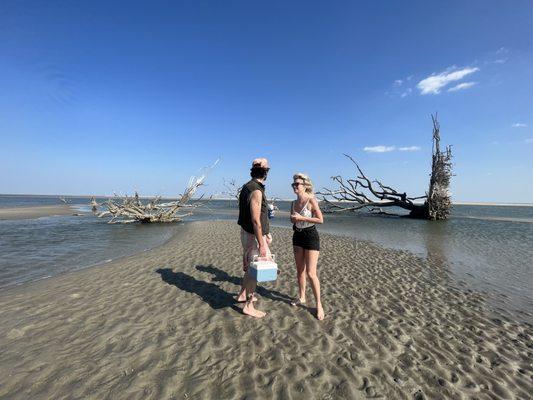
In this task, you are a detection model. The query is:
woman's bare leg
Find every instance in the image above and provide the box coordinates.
[305,249,324,320]
[293,245,307,304]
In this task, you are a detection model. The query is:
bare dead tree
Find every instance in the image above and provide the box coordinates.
[319,115,452,220]
[222,178,242,201]
[318,155,428,217]
[96,159,219,223]
[426,115,453,220]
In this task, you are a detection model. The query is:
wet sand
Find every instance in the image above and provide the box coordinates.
[0,221,531,399]
[0,205,76,220]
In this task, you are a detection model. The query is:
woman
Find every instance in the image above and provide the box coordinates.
[290,173,324,320]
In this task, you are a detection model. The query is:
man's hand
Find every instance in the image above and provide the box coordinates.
[258,243,268,257]
[266,233,273,245]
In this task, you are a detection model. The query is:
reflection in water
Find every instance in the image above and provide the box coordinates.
[423,220,449,268]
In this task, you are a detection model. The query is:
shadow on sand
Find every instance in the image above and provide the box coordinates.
[195,264,293,305]
[156,265,293,313]
[195,266,318,318]
[156,268,241,312]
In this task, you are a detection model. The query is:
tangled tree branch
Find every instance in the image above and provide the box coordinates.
[319,115,452,220]
[318,154,427,216]
[222,178,242,201]
[96,159,219,223]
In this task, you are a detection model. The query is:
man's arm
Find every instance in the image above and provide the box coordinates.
[250,190,267,257]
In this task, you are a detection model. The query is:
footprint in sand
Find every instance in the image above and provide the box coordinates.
[413,390,425,400]
[7,325,32,339]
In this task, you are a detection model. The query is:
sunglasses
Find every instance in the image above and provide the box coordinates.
[291,182,303,188]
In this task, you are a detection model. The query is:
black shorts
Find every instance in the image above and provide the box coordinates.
[292,225,320,251]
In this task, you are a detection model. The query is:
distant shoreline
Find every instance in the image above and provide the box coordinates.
[1,194,532,207]
[0,205,76,220]
[452,201,533,207]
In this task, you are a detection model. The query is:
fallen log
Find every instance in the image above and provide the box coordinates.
[319,115,452,220]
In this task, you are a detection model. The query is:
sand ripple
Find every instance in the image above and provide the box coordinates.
[0,221,531,399]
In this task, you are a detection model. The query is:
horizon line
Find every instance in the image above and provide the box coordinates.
[1,193,532,207]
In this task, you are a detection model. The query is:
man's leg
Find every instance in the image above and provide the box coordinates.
[237,252,249,302]
[241,232,267,318]
[242,274,265,318]
[238,230,251,301]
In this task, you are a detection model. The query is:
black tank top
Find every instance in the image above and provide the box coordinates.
[237,179,270,235]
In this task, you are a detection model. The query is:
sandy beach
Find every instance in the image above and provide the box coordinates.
[0,220,531,399]
[0,205,76,220]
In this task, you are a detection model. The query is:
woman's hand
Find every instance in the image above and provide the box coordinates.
[291,213,303,222]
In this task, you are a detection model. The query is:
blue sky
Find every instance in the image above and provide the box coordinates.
[1,1,532,202]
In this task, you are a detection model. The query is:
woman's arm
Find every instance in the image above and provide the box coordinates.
[293,197,324,224]
[290,201,297,224]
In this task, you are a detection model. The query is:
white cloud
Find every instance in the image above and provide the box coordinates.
[495,47,508,55]
[448,82,476,92]
[400,88,412,98]
[398,146,421,151]
[363,145,395,153]
[363,145,421,153]
[492,58,508,64]
[525,138,533,144]
[512,123,527,128]
[391,75,415,98]
[417,67,479,95]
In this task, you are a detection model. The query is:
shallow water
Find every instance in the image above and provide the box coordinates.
[270,202,533,316]
[0,212,177,289]
[0,195,532,319]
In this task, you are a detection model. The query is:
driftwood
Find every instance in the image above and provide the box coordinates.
[97,160,218,224]
[90,196,99,213]
[222,178,242,202]
[319,115,452,220]
[222,178,280,213]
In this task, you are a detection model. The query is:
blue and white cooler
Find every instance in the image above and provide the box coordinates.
[249,254,278,282]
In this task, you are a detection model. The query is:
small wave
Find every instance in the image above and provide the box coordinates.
[460,216,533,223]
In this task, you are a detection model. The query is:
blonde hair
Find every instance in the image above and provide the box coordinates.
[293,173,314,197]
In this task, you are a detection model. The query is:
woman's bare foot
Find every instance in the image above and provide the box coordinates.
[291,298,306,306]
[316,304,325,320]
[242,302,266,318]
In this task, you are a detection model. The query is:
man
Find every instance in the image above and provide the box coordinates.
[237,158,272,318]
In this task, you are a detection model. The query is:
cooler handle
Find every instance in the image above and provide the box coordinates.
[252,254,276,262]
